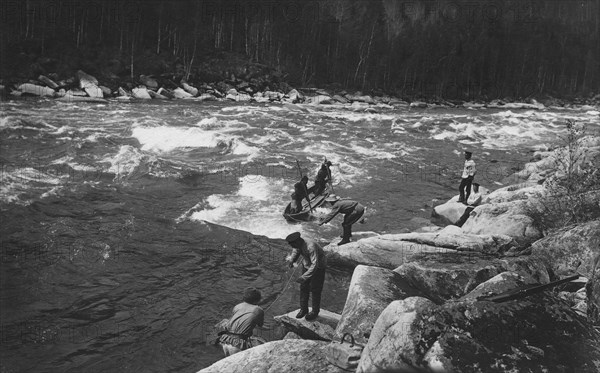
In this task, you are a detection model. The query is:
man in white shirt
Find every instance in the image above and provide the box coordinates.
[458,150,476,205]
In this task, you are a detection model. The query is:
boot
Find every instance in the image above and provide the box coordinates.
[296,309,308,318]
[338,226,351,246]
[297,288,309,318]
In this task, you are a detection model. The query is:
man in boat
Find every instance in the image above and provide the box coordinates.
[308,160,333,196]
[318,195,365,246]
[290,175,310,214]
[458,150,476,205]
[285,232,327,321]
[217,288,265,356]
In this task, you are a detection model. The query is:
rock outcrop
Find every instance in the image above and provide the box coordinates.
[197,339,347,373]
[461,200,542,244]
[358,293,600,373]
[335,265,424,344]
[530,220,600,278]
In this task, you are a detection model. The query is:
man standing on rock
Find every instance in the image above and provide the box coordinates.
[458,150,476,204]
[318,195,365,245]
[285,232,327,321]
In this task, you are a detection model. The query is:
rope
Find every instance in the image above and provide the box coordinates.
[264,264,299,312]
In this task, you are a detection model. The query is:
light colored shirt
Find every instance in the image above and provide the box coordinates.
[462,159,476,178]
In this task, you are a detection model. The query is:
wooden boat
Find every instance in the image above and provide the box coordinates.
[283,184,332,223]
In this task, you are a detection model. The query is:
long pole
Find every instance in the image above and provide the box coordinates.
[295,160,313,213]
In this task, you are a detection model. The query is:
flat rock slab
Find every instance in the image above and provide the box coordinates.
[324,234,457,269]
[274,309,340,341]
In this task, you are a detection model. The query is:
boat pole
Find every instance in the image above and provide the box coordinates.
[295,159,313,213]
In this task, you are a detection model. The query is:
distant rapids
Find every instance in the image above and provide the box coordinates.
[1,98,598,372]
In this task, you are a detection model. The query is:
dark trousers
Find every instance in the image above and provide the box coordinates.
[341,204,365,239]
[459,176,474,202]
[300,267,326,313]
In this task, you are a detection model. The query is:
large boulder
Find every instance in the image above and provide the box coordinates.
[173,87,193,99]
[587,254,600,325]
[139,75,158,89]
[459,271,537,301]
[335,265,424,344]
[530,220,600,278]
[84,85,103,98]
[358,293,600,373]
[393,251,549,303]
[132,87,152,99]
[357,297,436,373]
[77,70,98,88]
[461,200,542,244]
[431,200,471,226]
[197,339,347,373]
[182,82,199,96]
[323,234,458,269]
[306,95,334,105]
[18,83,55,97]
[273,309,340,341]
[392,225,516,255]
[483,183,544,204]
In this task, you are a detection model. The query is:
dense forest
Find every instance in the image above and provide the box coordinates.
[1,0,598,99]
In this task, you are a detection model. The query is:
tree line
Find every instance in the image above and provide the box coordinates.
[1,0,598,99]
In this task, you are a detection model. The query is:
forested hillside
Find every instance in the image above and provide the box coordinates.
[1,0,598,99]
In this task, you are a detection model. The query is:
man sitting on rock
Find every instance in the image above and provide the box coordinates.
[217,288,265,356]
[318,195,365,245]
[285,232,327,321]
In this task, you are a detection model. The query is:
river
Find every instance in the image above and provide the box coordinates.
[1,98,598,372]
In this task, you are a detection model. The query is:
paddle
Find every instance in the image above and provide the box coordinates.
[295,159,313,213]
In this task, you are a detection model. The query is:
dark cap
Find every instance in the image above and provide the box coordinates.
[324,160,332,166]
[464,150,473,155]
[285,232,301,243]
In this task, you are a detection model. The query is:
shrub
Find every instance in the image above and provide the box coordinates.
[526,120,600,234]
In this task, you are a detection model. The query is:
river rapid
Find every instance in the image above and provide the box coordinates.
[1,98,598,372]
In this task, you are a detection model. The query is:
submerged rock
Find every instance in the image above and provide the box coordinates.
[335,265,424,344]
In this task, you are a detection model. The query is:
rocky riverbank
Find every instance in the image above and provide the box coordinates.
[199,132,600,372]
[3,68,600,112]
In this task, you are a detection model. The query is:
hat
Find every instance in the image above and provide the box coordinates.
[324,160,332,166]
[464,150,473,155]
[285,232,301,243]
[325,194,339,202]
